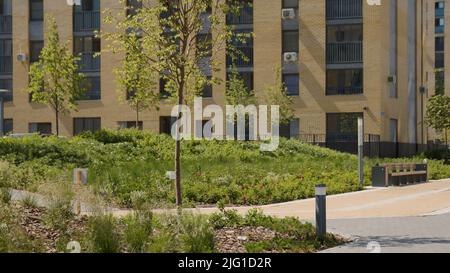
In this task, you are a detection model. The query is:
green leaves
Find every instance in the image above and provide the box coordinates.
[426,95,450,143]
[26,16,86,135]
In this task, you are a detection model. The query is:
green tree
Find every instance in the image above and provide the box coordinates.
[115,33,159,128]
[262,66,294,125]
[426,94,450,145]
[104,0,242,207]
[27,16,85,136]
[225,66,255,106]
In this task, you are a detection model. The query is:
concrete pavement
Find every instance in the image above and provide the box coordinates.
[183,179,450,220]
[322,213,450,253]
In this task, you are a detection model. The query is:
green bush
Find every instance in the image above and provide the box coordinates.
[1,130,450,207]
[86,214,121,253]
[123,210,153,253]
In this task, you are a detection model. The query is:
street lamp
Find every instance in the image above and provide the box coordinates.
[0,89,10,137]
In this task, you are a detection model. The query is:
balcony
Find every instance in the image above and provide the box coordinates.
[77,53,101,72]
[226,47,253,68]
[0,56,12,74]
[326,0,363,20]
[73,11,100,32]
[226,5,253,25]
[327,42,362,64]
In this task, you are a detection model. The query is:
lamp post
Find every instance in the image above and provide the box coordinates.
[0,89,10,137]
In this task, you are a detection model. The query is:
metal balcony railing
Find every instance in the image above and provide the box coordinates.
[73,11,100,32]
[226,5,253,25]
[327,41,363,64]
[0,56,12,74]
[226,47,253,67]
[0,15,12,34]
[326,0,363,20]
[77,53,101,72]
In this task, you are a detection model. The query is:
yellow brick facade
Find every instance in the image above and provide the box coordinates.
[0,0,444,150]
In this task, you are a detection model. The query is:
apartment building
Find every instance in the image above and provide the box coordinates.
[0,0,446,157]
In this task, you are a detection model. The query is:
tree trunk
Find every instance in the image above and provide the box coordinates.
[175,92,183,208]
[55,109,59,136]
[136,107,140,130]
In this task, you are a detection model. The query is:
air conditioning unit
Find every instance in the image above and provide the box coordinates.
[284,52,298,63]
[282,8,296,20]
[387,75,397,84]
[16,53,27,62]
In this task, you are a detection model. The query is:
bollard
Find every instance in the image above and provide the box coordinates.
[73,168,88,215]
[315,184,327,238]
[358,116,364,188]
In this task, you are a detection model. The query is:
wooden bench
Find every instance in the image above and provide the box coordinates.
[372,163,428,187]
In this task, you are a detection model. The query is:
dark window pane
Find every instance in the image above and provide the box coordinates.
[80,76,101,100]
[283,74,299,96]
[283,31,299,53]
[436,36,445,52]
[0,79,12,102]
[29,41,43,63]
[2,119,12,135]
[118,121,143,130]
[326,69,363,95]
[73,117,101,136]
[29,0,43,21]
[159,116,177,135]
[326,113,362,141]
[436,52,444,68]
[29,122,52,135]
[283,0,298,8]
[436,71,445,95]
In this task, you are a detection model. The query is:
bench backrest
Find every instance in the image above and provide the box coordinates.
[383,163,422,173]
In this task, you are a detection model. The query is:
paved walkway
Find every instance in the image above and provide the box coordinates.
[322,213,450,253]
[171,179,450,220]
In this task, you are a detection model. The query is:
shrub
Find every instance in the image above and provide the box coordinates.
[123,210,153,253]
[86,214,121,253]
[20,195,38,208]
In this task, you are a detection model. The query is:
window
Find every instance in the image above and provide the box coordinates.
[436,36,445,52]
[201,79,213,98]
[436,70,445,95]
[73,117,101,136]
[282,30,299,53]
[327,24,363,42]
[160,116,177,135]
[326,69,363,95]
[326,113,362,141]
[196,33,212,57]
[80,76,101,100]
[0,79,12,102]
[280,118,300,139]
[29,0,43,21]
[29,122,52,135]
[0,39,12,74]
[436,52,445,68]
[29,41,43,63]
[389,119,398,142]
[160,78,171,99]
[2,119,12,135]
[118,121,143,130]
[0,0,11,15]
[74,36,101,54]
[126,0,142,17]
[283,0,298,8]
[283,74,299,96]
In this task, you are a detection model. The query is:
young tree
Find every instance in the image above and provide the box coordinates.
[104,0,241,207]
[262,66,294,125]
[27,16,85,136]
[426,94,450,145]
[225,66,255,106]
[115,33,159,128]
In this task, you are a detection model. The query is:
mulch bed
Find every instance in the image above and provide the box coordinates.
[13,203,87,253]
